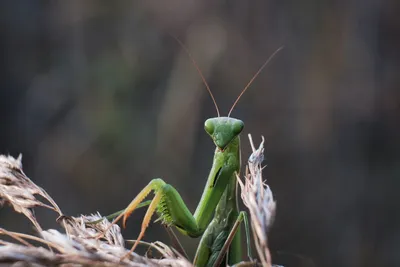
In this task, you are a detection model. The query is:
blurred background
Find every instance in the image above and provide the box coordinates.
[1,1,399,266]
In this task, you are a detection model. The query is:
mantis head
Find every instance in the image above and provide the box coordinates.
[204,117,244,150]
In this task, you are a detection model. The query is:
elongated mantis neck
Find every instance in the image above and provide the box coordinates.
[215,135,240,220]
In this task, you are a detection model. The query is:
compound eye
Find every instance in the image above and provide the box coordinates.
[232,120,244,135]
[204,119,215,135]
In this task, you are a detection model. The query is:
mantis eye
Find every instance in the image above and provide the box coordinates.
[232,120,244,135]
[204,119,215,135]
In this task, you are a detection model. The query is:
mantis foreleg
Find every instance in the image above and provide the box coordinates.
[105,178,200,257]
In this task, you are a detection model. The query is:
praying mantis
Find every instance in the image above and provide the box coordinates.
[97,42,282,267]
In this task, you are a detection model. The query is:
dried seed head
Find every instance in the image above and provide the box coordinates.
[238,135,276,267]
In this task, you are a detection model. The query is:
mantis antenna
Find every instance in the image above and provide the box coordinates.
[228,46,284,117]
[174,36,220,117]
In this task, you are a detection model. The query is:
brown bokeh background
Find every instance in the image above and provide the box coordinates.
[1,1,399,266]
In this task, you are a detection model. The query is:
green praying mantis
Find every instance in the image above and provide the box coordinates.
[96,42,282,267]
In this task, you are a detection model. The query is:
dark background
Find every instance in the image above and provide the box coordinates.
[1,1,399,266]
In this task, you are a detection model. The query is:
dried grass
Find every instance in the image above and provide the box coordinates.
[238,135,276,267]
[0,135,278,266]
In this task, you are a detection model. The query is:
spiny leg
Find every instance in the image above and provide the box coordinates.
[213,211,253,267]
[122,179,166,228]
[97,178,201,261]
[121,189,163,260]
[96,179,165,240]
[120,180,202,260]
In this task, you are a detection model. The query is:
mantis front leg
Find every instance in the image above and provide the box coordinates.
[102,178,202,256]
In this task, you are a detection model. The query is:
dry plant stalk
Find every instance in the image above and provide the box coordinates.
[0,154,190,267]
[238,135,276,267]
